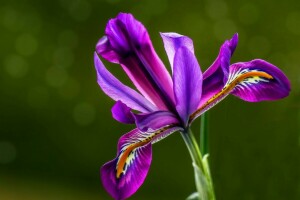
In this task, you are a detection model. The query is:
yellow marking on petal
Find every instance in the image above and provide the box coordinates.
[116,125,176,179]
[189,71,273,122]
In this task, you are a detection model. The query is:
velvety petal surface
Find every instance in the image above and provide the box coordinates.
[173,47,202,126]
[200,33,238,108]
[133,111,179,132]
[96,13,174,110]
[94,53,156,113]
[161,32,194,71]
[189,59,290,123]
[230,59,291,101]
[101,129,152,200]
[101,126,181,200]
[112,101,135,124]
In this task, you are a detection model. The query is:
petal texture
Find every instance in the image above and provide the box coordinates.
[96,13,174,110]
[101,127,180,200]
[173,47,202,126]
[200,33,238,108]
[112,101,135,124]
[189,59,290,123]
[161,32,194,70]
[101,129,152,200]
[94,52,156,113]
[133,111,179,132]
[230,59,291,101]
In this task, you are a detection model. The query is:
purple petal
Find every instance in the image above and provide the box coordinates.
[94,52,156,113]
[133,111,179,132]
[230,59,291,102]
[112,101,135,124]
[200,33,238,108]
[160,32,194,70]
[101,129,152,200]
[189,59,290,123]
[96,13,175,110]
[173,47,202,126]
[101,126,181,199]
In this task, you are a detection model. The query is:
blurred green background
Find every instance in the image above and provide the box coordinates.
[0,0,299,199]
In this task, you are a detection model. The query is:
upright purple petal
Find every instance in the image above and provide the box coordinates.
[101,126,181,199]
[96,13,175,111]
[111,101,135,124]
[160,32,194,71]
[200,33,238,108]
[94,53,156,113]
[133,111,179,132]
[173,47,202,126]
[230,59,291,101]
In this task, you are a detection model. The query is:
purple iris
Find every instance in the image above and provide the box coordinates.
[94,13,290,200]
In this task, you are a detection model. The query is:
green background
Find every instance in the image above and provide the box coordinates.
[0,0,299,199]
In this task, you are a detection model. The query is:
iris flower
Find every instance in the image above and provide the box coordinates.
[94,13,290,200]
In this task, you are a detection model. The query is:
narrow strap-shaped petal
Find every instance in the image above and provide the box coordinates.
[133,111,179,132]
[200,33,238,108]
[160,32,194,71]
[173,47,202,126]
[94,52,156,113]
[111,101,135,124]
[189,59,290,123]
[101,126,180,200]
[96,13,175,111]
[230,59,291,101]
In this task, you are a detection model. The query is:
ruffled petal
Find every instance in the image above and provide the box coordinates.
[230,59,291,101]
[133,111,179,132]
[160,32,194,71]
[101,127,180,199]
[94,52,156,113]
[200,33,238,108]
[173,47,202,126]
[96,13,174,110]
[189,59,290,123]
[111,101,135,124]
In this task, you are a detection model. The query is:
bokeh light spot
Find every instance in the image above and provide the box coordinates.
[68,0,91,22]
[59,78,80,100]
[53,47,74,68]
[73,102,96,126]
[213,19,237,41]
[248,36,270,57]
[206,0,228,20]
[15,33,38,56]
[46,67,68,87]
[286,12,300,35]
[0,141,17,164]
[27,86,49,109]
[238,3,259,25]
[58,30,78,49]
[4,55,28,78]
[1,7,19,32]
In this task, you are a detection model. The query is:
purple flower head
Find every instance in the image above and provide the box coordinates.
[94,13,290,199]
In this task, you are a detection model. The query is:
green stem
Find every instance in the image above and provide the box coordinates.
[181,129,215,200]
[200,113,208,155]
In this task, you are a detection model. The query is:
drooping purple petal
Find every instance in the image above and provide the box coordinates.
[94,52,156,113]
[96,13,175,111]
[173,47,202,126]
[189,59,290,123]
[200,33,238,108]
[160,32,194,71]
[230,59,291,101]
[101,129,152,200]
[111,101,135,124]
[101,126,181,199]
[133,111,179,132]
